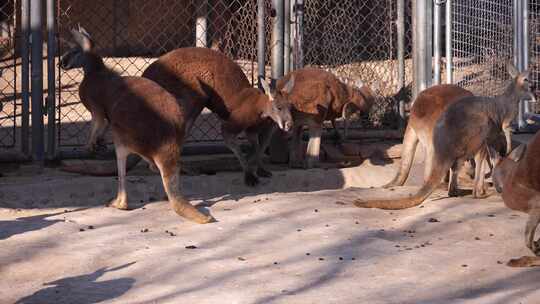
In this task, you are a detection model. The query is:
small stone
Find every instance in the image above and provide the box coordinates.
[273,262,278,265]
[335,201,346,205]
[297,229,302,232]
[306,253,311,256]
[314,209,319,213]
[355,221,359,225]
[238,257,246,261]
[489,233,494,237]
[339,257,343,260]
[185,245,197,249]
[140,228,149,233]
[487,214,496,217]
[497,261,503,264]
[461,264,468,267]
[79,228,85,232]
[351,257,356,260]
[474,237,481,240]
[88,225,94,230]
[428,218,440,223]
[318,257,325,261]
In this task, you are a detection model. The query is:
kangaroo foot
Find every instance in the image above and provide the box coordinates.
[507,256,540,267]
[256,167,272,178]
[473,188,488,199]
[108,197,128,210]
[170,199,215,224]
[244,172,260,187]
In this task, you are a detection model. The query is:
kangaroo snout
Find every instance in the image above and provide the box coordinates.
[283,120,293,132]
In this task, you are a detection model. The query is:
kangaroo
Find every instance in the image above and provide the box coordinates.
[354,62,536,210]
[492,131,540,267]
[384,84,474,188]
[142,47,295,186]
[277,68,374,168]
[59,27,213,224]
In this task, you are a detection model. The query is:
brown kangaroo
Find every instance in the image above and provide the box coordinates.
[354,62,536,210]
[384,84,474,188]
[142,47,295,186]
[59,27,213,224]
[277,68,374,168]
[492,131,540,267]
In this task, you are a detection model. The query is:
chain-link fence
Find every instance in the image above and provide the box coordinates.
[56,0,272,148]
[0,0,17,151]
[302,0,413,130]
[451,0,514,96]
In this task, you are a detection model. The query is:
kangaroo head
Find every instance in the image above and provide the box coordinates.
[492,144,526,193]
[507,62,536,103]
[59,25,94,70]
[345,79,375,115]
[259,76,295,132]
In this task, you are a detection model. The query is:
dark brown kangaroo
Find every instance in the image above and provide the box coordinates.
[59,27,213,224]
[492,131,540,267]
[277,67,374,168]
[142,47,295,186]
[354,63,536,210]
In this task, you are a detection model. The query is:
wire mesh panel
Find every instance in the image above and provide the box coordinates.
[451,0,513,96]
[56,0,269,148]
[301,0,413,130]
[0,0,17,150]
[529,0,540,113]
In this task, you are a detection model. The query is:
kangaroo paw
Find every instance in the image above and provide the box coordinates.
[244,172,260,187]
[108,197,129,210]
[256,167,273,178]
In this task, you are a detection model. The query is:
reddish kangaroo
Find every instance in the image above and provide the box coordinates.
[59,27,213,224]
[142,47,295,186]
[355,62,536,210]
[277,67,374,168]
[492,131,540,267]
[384,84,474,188]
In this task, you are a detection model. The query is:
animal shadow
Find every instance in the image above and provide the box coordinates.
[15,262,136,304]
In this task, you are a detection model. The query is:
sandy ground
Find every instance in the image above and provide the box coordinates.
[1,155,540,304]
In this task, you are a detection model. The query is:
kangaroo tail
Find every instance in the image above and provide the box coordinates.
[355,157,451,210]
[383,125,419,188]
[60,154,141,176]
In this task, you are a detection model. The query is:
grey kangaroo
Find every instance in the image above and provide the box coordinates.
[354,62,536,210]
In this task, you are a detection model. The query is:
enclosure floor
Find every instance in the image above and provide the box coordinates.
[1,159,539,304]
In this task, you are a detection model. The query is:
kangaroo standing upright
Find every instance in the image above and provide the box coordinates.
[277,68,374,169]
[384,84,474,188]
[355,63,536,210]
[492,131,540,266]
[60,27,213,224]
[143,47,295,186]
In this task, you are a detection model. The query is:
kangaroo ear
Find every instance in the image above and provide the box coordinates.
[507,61,520,78]
[280,75,295,95]
[71,26,93,52]
[260,78,272,97]
[508,144,526,162]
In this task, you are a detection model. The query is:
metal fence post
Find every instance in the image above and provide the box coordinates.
[21,0,30,155]
[269,0,287,163]
[196,0,208,47]
[412,0,433,98]
[31,0,44,161]
[445,0,453,84]
[514,0,528,130]
[396,0,406,125]
[47,0,56,159]
[433,0,442,84]
[271,0,284,86]
[294,0,304,69]
[257,0,266,88]
[283,0,290,74]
